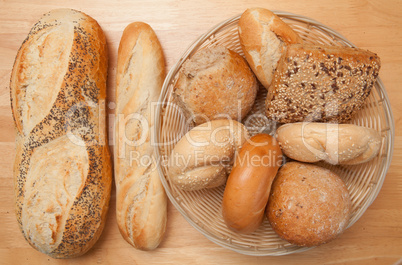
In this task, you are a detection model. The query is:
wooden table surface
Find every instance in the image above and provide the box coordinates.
[1,0,401,264]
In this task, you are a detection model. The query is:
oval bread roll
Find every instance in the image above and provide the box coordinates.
[114,22,167,250]
[276,122,382,165]
[222,134,283,234]
[238,8,303,89]
[10,9,112,258]
[267,162,352,247]
[168,119,249,191]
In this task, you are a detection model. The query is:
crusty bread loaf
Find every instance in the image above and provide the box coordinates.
[267,162,352,247]
[114,22,167,250]
[238,8,303,90]
[10,9,112,258]
[168,119,249,191]
[265,43,381,123]
[276,122,382,165]
[222,134,282,234]
[172,46,258,125]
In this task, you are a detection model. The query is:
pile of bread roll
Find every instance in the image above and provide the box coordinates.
[9,7,383,258]
[168,7,382,247]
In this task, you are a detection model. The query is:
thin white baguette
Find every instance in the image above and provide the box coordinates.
[114,22,167,250]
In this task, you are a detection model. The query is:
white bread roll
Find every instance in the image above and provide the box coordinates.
[276,122,382,165]
[10,9,112,258]
[267,162,352,247]
[168,119,249,191]
[114,22,167,250]
[172,46,258,125]
[238,8,303,89]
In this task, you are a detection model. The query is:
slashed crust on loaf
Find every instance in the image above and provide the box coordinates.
[114,22,167,250]
[239,8,303,89]
[265,43,381,123]
[10,9,112,258]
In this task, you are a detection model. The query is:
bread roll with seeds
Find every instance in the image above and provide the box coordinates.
[265,43,381,123]
[168,119,249,191]
[172,46,258,125]
[267,162,352,247]
[276,122,382,165]
[10,9,112,258]
[238,8,303,90]
[114,22,167,250]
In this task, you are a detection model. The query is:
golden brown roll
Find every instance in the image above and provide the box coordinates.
[267,162,352,247]
[172,46,258,125]
[222,133,282,234]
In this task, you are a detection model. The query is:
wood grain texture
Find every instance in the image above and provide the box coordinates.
[1,0,401,264]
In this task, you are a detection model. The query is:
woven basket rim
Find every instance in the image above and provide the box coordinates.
[153,10,395,256]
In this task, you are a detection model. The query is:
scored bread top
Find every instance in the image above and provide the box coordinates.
[10,9,111,258]
[239,8,303,89]
[265,43,381,123]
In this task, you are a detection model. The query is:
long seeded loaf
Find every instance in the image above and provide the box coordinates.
[10,9,112,258]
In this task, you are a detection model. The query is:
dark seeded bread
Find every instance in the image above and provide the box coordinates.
[265,43,381,123]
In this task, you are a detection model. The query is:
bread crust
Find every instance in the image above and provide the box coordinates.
[168,119,249,191]
[239,8,302,89]
[114,22,167,250]
[265,43,381,123]
[276,122,382,165]
[172,46,258,125]
[10,9,112,258]
[267,162,351,247]
[222,133,282,234]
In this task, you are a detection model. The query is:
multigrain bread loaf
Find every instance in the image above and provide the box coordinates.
[114,22,167,250]
[172,46,258,125]
[168,119,249,191]
[238,8,303,89]
[276,122,382,165]
[265,43,381,123]
[10,9,112,258]
[267,162,352,247]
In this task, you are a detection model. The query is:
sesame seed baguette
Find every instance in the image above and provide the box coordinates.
[238,8,303,90]
[265,43,381,123]
[275,122,382,165]
[114,22,167,250]
[10,9,112,258]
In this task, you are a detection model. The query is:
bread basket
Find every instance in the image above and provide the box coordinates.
[153,11,394,256]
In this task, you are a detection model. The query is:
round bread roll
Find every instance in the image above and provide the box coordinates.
[172,46,258,125]
[167,119,249,191]
[238,8,303,90]
[222,134,282,234]
[267,162,352,247]
[276,122,382,165]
